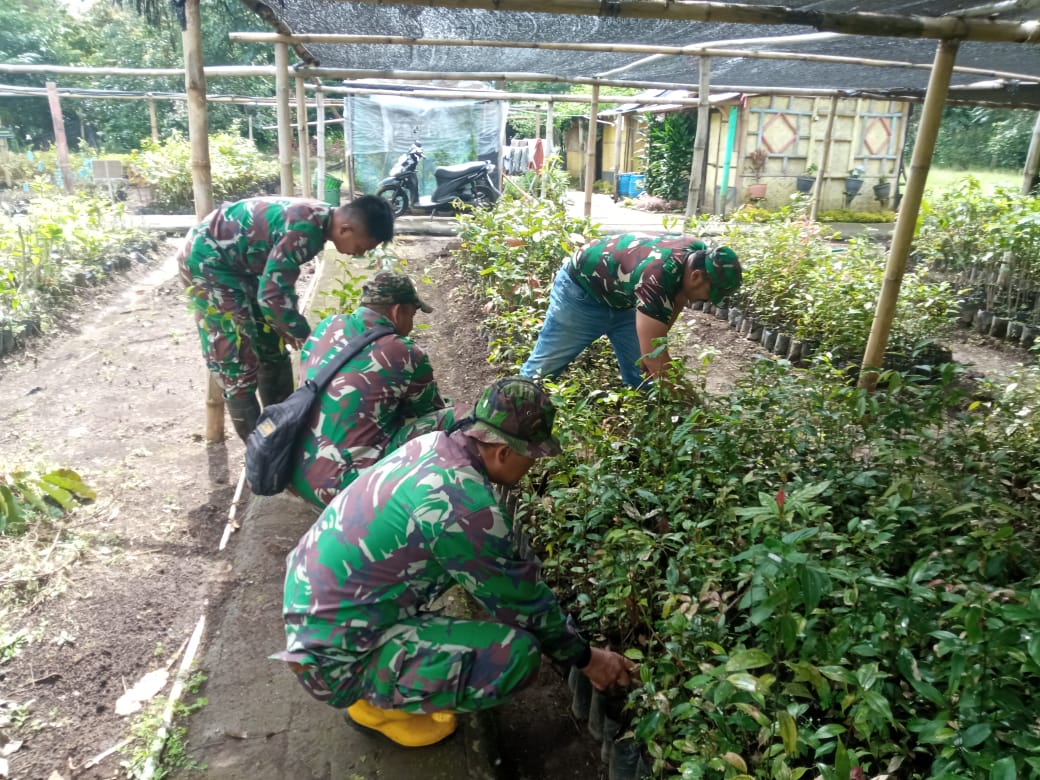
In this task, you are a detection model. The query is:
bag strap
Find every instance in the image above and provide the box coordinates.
[307,324,396,392]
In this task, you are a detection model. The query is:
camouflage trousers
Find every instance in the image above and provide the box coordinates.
[289,615,542,714]
[176,228,289,399]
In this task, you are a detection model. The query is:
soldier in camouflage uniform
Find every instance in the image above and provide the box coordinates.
[290,271,456,507]
[275,377,635,747]
[520,233,742,387]
[177,195,395,441]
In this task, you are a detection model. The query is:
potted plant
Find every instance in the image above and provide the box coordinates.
[745,148,768,200]
[873,174,892,202]
[796,163,817,194]
[844,166,866,196]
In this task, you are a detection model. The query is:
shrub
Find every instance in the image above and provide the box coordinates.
[126,130,279,213]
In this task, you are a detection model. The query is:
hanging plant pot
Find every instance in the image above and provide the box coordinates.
[747,182,767,200]
[796,175,816,194]
[873,181,892,201]
[844,177,865,196]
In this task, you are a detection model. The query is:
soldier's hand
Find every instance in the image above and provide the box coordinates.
[583,647,637,692]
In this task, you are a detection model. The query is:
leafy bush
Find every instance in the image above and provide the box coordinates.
[914,177,1040,320]
[0,184,156,347]
[721,209,955,363]
[451,172,1039,777]
[642,111,696,202]
[523,360,1040,779]
[1,466,94,536]
[126,130,279,213]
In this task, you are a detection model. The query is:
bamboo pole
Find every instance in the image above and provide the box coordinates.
[278,0,1040,44]
[45,82,75,195]
[345,94,355,199]
[686,58,711,218]
[613,111,623,197]
[148,96,159,142]
[2,78,1035,110]
[497,80,508,192]
[859,39,960,392]
[181,0,221,442]
[1022,110,1040,195]
[810,96,839,221]
[583,85,599,217]
[274,42,294,195]
[316,87,327,203]
[296,76,312,197]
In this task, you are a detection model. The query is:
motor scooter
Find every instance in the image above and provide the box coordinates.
[375,142,500,217]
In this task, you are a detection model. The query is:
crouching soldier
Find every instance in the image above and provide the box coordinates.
[274,377,635,747]
[290,271,456,507]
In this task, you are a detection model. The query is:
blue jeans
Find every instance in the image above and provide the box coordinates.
[520,267,645,387]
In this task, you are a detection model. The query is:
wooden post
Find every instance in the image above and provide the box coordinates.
[247,112,254,143]
[148,96,159,143]
[613,110,623,198]
[45,82,75,195]
[1022,110,1040,196]
[810,95,839,221]
[544,98,554,198]
[497,80,508,192]
[685,57,711,218]
[274,41,294,195]
[315,87,327,203]
[859,39,959,391]
[295,76,312,197]
[0,138,10,189]
[181,0,221,442]
[583,84,599,217]
[345,94,355,199]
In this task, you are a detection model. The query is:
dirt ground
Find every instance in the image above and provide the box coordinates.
[1,233,1033,780]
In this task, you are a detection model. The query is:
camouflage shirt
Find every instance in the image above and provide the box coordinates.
[278,430,589,669]
[567,233,708,323]
[289,307,447,507]
[197,197,334,341]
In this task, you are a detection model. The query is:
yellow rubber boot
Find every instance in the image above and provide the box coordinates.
[346,700,457,747]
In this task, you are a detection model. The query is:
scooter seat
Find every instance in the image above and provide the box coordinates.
[435,161,488,181]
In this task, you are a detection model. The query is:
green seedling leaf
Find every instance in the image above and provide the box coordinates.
[35,480,75,510]
[40,469,96,500]
[726,648,772,672]
[777,710,798,754]
[989,756,1017,780]
[960,722,991,748]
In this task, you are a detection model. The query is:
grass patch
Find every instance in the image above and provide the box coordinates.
[924,166,1021,196]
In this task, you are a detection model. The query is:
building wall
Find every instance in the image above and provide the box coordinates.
[737,94,909,212]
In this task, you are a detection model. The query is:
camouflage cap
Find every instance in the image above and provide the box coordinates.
[360,271,433,313]
[466,377,562,459]
[704,246,742,304]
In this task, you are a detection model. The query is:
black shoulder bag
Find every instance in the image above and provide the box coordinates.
[245,325,395,496]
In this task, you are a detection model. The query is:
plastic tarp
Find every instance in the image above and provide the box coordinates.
[346,93,504,195]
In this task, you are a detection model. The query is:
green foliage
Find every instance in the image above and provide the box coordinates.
[0,466,94,535]
[817,209,895,224]
[908,107,1033,170]
[450,139,1040,780]
[120,671,209,778]
[522,360,1040,779]
[126,131,279,213]
[914,177,1040,320]
[642,111,696,202]
[0,185,155,343]
[721,208,954,362]
[454,160,598,371]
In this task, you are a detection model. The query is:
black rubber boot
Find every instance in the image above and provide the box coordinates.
[225,394,261,442]
[257,358,295,408]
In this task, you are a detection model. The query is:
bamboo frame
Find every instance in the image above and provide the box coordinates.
[45,82,75,196]
[809,96,839,221]
[859,39,961,391]
[274,42,294,195]
[686,57,712,217]
[295,76,312,198]
[583,85,599,217]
